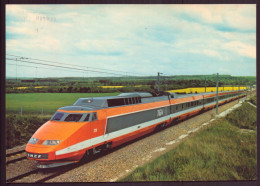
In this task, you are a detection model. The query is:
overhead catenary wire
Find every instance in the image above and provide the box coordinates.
[6,54,148,77]
[6,62,115,75]
[6,57,138,77]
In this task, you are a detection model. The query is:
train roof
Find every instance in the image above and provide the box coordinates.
[58,90,244,111]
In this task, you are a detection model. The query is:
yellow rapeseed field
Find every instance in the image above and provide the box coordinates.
[100,85,148,88]
[34,86,49,88]
[14,85,246,93]
[15,87,28,90]
[15,86,49,89]
[168,87,246,94]
[99,86,124,88]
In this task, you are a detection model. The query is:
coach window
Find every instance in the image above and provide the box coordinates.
[132,98,136,104]
[84,114,90,121]
[128,98,132,104]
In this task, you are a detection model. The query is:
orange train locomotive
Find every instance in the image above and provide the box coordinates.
[26,90,246,168]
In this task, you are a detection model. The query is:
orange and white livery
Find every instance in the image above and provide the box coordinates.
[26,90,246,168]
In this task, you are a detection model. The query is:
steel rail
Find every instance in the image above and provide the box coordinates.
[6,150,25,157]
[6,168,39,183]
[6,156,27,165]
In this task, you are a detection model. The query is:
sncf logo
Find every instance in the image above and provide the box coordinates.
[28,153,41,158]
[27,153,47,159]
[157,109,164,117]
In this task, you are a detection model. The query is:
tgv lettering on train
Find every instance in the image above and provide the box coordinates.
[157,109,164,117]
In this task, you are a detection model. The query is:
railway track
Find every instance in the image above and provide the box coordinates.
[6,149,25,157]
[6,168,39,183]
[6,160,75,183]
[6,167,76,183]
[6,151,104,183]
[6,145,27,163]
[6,151,27,165]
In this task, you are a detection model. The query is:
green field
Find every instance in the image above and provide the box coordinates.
[120,102,257,181]
[6,93,118,114]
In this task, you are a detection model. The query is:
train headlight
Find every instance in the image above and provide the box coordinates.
[43,140,61,146]
[28,137,39,144]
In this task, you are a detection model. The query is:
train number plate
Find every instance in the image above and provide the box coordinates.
[26,152,48,159]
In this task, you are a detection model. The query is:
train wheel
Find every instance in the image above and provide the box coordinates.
[81,149,94,162]
[154,122,167,132]
[104,142,112,150]
[103,142,112,154]
[93,147,101,155]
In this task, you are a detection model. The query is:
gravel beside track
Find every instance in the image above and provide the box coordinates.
[6,159,38,180]
[44,99,242,182]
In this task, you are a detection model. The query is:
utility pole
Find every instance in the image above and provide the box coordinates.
[16,58,17,82]
[216,73,219,116]
[157,72,163,92]
[204,77,207,93]
[238,84,240,102]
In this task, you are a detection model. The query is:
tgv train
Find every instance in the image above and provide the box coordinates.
[26,90,246,168]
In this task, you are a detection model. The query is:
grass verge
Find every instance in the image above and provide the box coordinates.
[120,102,257,181]
[6,92,118,114]
[248,95,257,106]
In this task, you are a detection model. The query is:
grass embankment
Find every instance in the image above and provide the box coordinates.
[6,92,118,114]
[120,102,257,181]
[248,95,257,105]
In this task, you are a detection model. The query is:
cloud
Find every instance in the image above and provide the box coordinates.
[76,39,125,55]
[5,4,256,77]
[223,41,256,59]
[179,4,256,32]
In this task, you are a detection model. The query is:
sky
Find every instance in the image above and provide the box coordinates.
[6,4,256,78]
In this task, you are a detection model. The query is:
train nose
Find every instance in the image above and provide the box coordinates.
[25,142,57,161]
[26,135,63,161]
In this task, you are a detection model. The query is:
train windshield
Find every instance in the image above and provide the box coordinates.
[84,114,90,121]
[52,112,64,121]
[51,112,91,122]
[64,114,83,122]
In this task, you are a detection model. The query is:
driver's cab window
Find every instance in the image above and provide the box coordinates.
[84,112,98,122]
[84,114,90,121]
[92,112,98,121]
